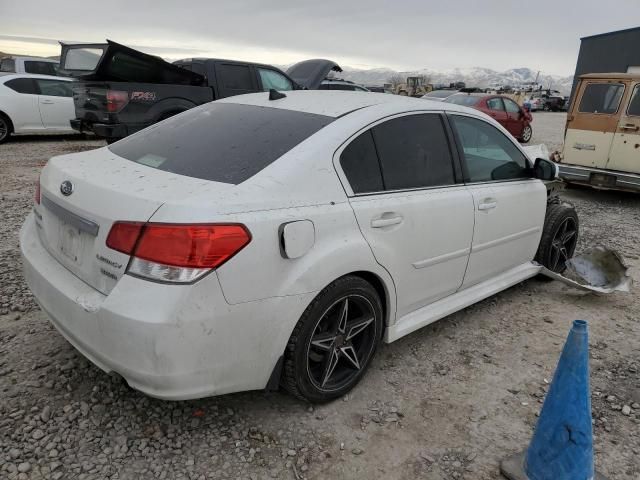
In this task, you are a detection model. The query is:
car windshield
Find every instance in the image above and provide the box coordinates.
[444,95,479,106]
[425,90,456,98]
[109,103,334,184]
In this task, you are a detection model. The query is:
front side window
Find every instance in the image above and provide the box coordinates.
[451,115,530,182]
[627,85,640,117]
[109,103,333,184]
[4,78,38,94]
[372,114,455,190]
[35,79,73,97]
[578,83,624,114]
[486,98,505,111]
[258,68,293,91]
[24,61,58,76]
[504,98,521,113]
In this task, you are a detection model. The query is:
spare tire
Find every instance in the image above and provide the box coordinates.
[535,202,579,273]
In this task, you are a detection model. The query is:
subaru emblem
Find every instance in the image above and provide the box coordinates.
[60,180,74,196]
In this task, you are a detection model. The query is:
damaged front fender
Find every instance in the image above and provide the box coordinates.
[539,247,632,294]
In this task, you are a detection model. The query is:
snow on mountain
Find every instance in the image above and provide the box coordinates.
[338,66,573,94]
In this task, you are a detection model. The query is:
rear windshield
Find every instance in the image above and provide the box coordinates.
[109,103,334,184]
[445,95,479,106]
[64,47,105,71]
[426,90,456,98]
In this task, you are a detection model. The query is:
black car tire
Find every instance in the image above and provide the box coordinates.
[0,113,12,144]
[282,275,383,403]
[535,202,579,274]
[520,125,533,143]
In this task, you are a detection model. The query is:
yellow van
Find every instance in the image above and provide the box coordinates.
[556,73,640,192]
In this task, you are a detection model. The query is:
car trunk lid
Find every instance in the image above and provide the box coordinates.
[36,147,228,295]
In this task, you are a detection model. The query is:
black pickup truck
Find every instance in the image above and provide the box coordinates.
[60,41,341,142]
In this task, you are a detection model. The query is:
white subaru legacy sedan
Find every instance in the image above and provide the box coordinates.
[21,91,578,403]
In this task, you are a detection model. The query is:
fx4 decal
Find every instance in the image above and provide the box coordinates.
[130,91,157,101]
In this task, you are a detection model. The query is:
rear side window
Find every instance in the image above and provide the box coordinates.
[4,78,37,94]
[24,61,58,76]
[340,131,383,193]
[109,103,333,184]
[579,83,624,114]
[627,85,640,117]
[372,114,455,190]
[218,64,253,90]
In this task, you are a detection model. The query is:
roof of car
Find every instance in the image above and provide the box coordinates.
[219,90,474,118]
[0,73,73,82]
[580,72,640,80]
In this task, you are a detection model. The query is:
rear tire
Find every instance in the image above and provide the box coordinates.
[0,113,12,144]
[282,276,383,403]
[535,202,579,274]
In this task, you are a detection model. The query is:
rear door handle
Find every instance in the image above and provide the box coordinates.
[371,215,403,228]
[620,124,639,131]
[478,198,497,211]
[40,100,55,104]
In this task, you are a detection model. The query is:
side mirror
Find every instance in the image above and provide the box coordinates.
[533,158,558,181]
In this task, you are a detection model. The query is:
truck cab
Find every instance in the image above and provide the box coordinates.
[557,73,640,192]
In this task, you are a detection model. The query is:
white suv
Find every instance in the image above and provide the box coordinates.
[21,91,577,402]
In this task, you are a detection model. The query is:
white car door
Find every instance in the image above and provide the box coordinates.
[448,114,546,288]
[337,113,475,318]
[0,77,44,132]
[34,78,75,131]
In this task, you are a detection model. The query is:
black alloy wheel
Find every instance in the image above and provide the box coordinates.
[535,202,579,273]
[283,276,383,403]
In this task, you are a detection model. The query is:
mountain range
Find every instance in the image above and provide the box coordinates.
[337,66,574,94]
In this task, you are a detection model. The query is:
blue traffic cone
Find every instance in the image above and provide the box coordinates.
[500,320,608,480]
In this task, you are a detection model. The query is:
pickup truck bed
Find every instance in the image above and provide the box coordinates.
[60,41,337,142]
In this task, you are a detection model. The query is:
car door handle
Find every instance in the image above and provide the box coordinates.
[40,100,55,104]
[620,124,639,131]
[478,198,497,211]
[371,215,403,228]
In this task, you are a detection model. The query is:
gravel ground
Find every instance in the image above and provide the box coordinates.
[1,117,639,480]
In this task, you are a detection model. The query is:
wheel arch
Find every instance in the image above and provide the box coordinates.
[0,109,14,132]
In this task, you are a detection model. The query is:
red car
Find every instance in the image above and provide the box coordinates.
[444,93,533,143]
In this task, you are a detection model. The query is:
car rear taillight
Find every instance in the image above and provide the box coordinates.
[106,90,129,113]
[106,222,251,283]
[34,178,41,205]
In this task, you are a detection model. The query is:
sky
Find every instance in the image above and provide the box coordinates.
[1,1,640,76]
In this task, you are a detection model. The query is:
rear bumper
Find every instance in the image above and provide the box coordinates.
[557,163,640,192]
[70,119,141,139]
[20,213,315,400]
